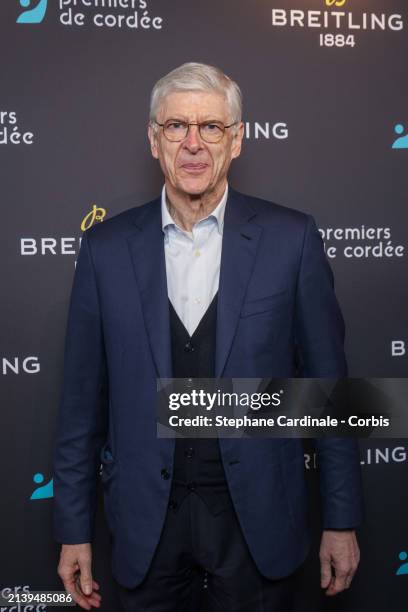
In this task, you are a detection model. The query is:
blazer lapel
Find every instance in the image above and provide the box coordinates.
[127,197,173,379]
[216,189,262,377]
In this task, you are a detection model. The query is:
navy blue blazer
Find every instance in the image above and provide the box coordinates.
[53,187,364,588]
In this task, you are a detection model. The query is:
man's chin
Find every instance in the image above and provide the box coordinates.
[177,178,212,197]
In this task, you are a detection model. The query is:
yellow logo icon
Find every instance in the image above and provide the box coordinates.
[325,0,347,6]
[80,204,106,231]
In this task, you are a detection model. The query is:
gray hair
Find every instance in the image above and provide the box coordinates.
[149,62,243,125]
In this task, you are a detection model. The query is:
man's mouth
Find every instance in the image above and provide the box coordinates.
[180,162,209,173]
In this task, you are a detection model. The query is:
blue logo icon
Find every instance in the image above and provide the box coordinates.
[392,123,408,149]
[17,0,48,24]
[30,472,54,500]
[396,551,408,576]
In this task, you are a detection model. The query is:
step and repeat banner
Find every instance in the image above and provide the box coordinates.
[1,0,407,610]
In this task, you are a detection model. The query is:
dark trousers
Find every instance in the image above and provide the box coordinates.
[116,491,300,612]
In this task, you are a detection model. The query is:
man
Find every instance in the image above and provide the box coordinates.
[53,62,363,611]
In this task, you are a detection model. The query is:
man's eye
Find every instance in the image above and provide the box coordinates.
[166,122,186,130]
[202,123,222,132]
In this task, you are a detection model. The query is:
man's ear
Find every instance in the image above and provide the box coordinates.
[231,122,244,160]
[148,123,159,159]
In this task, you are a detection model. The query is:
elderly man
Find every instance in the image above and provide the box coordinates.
[53,62,363,611]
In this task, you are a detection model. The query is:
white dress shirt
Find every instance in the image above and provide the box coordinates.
[161,183,228,336]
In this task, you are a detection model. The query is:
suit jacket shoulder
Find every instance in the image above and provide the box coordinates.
[82,196,161,249]
[231,188,310,226]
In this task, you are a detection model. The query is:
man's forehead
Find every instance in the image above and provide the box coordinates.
[158,90,229,119]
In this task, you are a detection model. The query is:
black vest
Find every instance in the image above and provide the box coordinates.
[168,293,232,515]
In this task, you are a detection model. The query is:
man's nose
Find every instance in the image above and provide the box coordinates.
[183,124,203,151]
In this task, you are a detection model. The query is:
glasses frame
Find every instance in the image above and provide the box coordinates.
[154,119,238,143]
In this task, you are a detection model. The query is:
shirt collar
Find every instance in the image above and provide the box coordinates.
[161,183,228,236]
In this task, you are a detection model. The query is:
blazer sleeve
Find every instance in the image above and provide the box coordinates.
[53,230,108,544]
[294,214,364,529]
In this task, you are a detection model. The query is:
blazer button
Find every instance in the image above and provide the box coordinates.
[187,481,197,491]
[161,468,171,480]
[184,447,195,458]
[184,341,195,352]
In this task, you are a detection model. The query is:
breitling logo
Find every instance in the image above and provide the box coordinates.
[80,204,106,231]
[325,0,347,7]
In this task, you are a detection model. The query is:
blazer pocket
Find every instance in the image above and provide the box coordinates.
[240,289,288,318]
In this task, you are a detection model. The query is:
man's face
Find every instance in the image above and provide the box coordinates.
[148,91,244,197]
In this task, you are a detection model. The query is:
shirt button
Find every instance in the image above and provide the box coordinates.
[194,298,201,305]
[194,250,201,257]
[184,341,195,352]
[161,468,171,480]
[185,447,195,458]
[187,481,197,491]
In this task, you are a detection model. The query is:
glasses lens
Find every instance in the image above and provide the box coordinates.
[200,122,224,142]
[163,121,188,141]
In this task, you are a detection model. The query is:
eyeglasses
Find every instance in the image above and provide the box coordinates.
[154,119,237,143]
